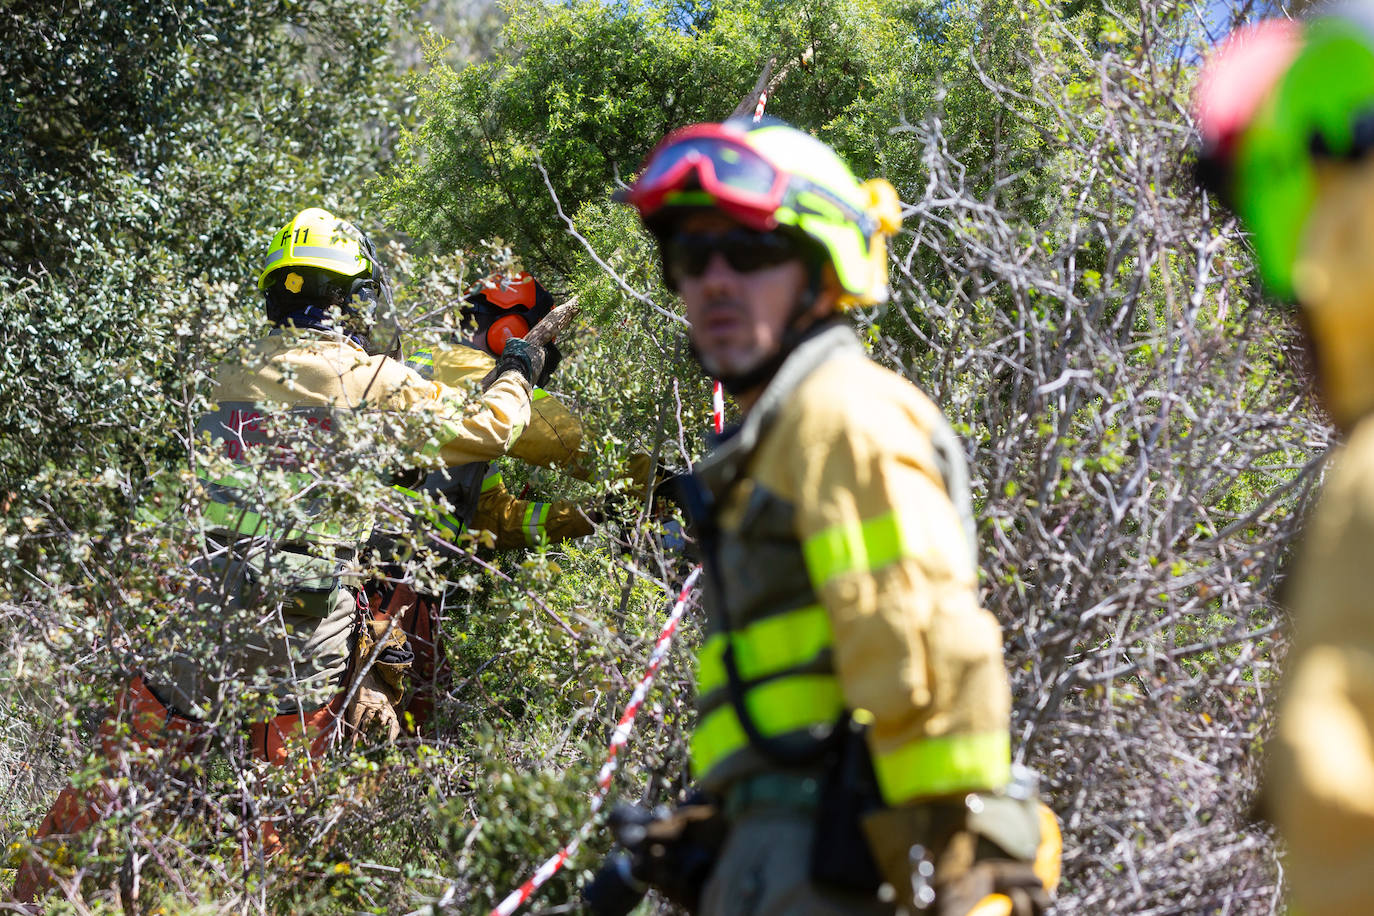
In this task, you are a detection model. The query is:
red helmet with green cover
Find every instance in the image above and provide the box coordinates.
[1196,12,1374,298]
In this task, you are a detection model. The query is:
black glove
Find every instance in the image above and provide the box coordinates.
[492,338,546,386]
[604,798,726,913]
[536,340,562,388]
[583,849,648,916]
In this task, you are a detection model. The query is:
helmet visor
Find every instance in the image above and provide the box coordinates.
[625,127,788,229]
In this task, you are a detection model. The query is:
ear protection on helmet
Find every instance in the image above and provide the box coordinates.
[463,272,556,356]
[485,313,530,355]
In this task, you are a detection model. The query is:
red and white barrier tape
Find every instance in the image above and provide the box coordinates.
[702,97,767,443]
[479,565,703,916]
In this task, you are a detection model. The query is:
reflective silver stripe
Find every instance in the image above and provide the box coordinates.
[291,245,361,269]
[527,502,548,545]
[406,349,435,380]
[261,248,285,269]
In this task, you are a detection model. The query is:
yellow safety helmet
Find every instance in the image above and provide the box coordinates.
[257,207,372,291]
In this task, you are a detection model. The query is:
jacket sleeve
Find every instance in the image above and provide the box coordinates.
[470,471,595,550]
[1268,427,1374,916]
[390,369,532,468]
[790,388,1011,807]
[425,343,589,475]
[509,391,589,476]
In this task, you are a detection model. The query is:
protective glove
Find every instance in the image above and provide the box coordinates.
[345,670,401,746]
[592,795,726,913]
[862,795,1056,916]
[584,849,649,916]
[935,859,1052,916]
[491,337,546,387]
[536,340,563,387]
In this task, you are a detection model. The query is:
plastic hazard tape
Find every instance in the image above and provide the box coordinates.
[477,565,703,916]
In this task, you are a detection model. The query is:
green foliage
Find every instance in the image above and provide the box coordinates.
[0,0,407,602]
[385,0,915,274]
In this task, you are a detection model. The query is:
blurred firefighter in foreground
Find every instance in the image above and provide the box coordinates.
[1197,11,1374,916]
[585,118,1060,915]
[10,207,545,902]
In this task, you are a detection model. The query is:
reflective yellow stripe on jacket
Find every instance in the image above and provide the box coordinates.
[522,501,551,545]
[198,471,372,546]
[804,510,914,588]
[696,604,833,691]
[802,506,1009,802]
[691,603,842,777]
[692,676,845,779]
[391,484,467,541]
[871,730,1011,802]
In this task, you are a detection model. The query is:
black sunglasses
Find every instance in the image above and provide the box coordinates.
[664,228,803,279]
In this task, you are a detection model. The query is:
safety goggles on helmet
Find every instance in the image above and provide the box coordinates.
[663,228,810,284]
[622,126,790,231]
[622,118,902,307]
[624,124,868,236]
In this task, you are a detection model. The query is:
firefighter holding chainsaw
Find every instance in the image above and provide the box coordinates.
[401,271,603,551]
[376,269,614,730]
[586,119,1060,915]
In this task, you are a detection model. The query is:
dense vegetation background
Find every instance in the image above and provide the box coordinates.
[0,0,1319,912]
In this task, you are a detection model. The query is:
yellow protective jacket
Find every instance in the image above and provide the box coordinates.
[408,342,587,474]
[199,328,531,547]
[1269,417,1374,916]
[682,322,1011,813]
[166,327,529,714]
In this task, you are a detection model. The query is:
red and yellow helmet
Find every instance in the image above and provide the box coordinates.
[620,117,902,308]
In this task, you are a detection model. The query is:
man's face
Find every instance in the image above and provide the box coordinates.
[669,211,812,380]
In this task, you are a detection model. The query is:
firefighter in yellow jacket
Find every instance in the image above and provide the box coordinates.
[586,119,1059,915]
[385,271,663,729]
[1197,14,1374,916]
[10,207,544,902]
[403,272,599,550]
[377,271,598,729]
